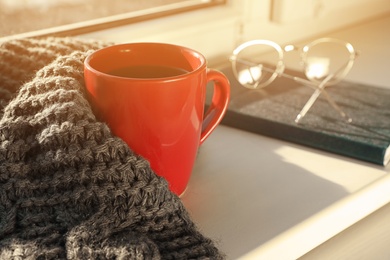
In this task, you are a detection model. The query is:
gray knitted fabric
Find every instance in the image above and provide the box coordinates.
[0,37,223,259]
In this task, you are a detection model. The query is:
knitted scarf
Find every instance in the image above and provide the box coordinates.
[0,37,223,259]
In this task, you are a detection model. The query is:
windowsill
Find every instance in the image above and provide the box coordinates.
[181,14,390,259]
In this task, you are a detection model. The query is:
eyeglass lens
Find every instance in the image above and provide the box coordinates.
[303,40,353,85]
[233,43,281,89]
[233,39,353,89]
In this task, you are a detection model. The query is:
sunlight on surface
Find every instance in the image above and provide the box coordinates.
[274,146,386,193]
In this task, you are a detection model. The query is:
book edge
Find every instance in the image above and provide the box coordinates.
[221,109,389,166]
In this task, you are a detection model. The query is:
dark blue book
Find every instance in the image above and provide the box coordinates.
[209,65,390,166]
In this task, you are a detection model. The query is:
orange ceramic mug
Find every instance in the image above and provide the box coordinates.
[84,43,230,195]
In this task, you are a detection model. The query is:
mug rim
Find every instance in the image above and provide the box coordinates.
[84,42,207,81]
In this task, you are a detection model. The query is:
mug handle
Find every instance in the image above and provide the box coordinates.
[200,69,230,145]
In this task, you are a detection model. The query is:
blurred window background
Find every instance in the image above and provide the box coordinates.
[0,0,224,37]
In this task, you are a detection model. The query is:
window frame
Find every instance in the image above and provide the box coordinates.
[2,0,226,40]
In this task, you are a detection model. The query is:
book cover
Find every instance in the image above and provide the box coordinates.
[208,65,390,166]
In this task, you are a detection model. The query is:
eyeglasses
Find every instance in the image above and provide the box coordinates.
[229,38,358,123]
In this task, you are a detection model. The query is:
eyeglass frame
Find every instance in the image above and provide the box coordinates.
[229,37,358,123]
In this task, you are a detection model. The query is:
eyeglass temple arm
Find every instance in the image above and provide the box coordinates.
[294,73,351,124]
[246,60,352,123]
[260,64,353,123]
[290,61,353,124]
[294,77,329,123]
[233,58,352,123]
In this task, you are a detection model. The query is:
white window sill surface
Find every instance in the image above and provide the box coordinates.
[180,14,390,259]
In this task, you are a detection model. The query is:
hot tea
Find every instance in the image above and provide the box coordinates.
[109,65,189,78]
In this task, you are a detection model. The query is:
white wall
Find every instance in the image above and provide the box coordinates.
[81,0,390,66]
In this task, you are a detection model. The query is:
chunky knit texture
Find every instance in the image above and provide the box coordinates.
[0,37,223,259]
